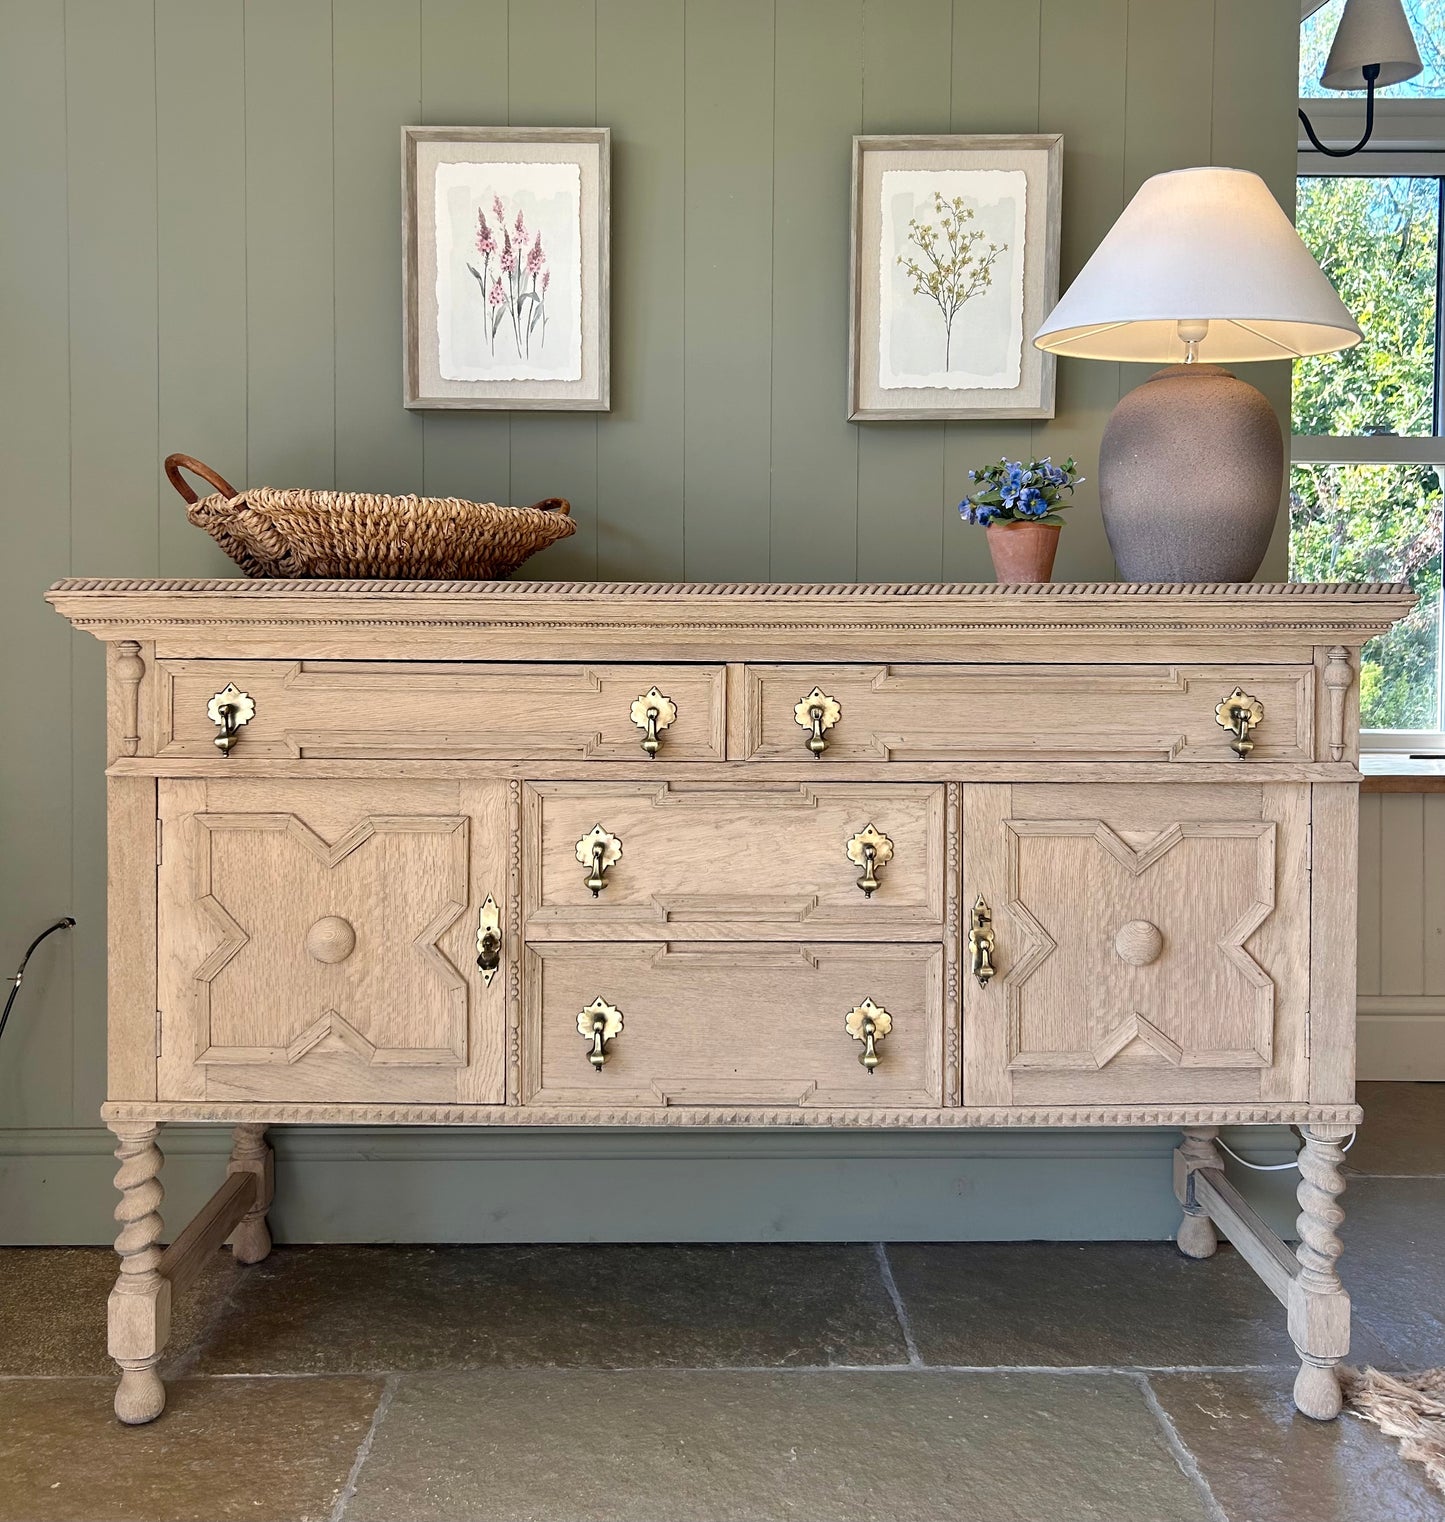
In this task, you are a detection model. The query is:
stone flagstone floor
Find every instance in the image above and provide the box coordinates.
[1,1081,1443,1522]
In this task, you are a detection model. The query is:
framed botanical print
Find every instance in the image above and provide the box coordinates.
[848,133,1062,421]
[403,126,610,411]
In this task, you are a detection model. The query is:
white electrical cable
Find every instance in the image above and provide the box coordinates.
[1215,1127,1357,1173]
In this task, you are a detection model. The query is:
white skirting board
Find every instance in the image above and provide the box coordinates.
[1358,998,1445,1080]
[0,1126,1300,1246]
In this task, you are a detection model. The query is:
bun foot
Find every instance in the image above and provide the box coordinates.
[115,1364,166,1425]
[231,1214,272,1266]
[1294,1358,1344,1421]
[1176,1212,1218,1259]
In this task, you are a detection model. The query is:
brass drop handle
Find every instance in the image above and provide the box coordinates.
[1215,687,1265,759]
[579,997,624,1069]
[576,824,623,896]
[845,998,892,1073]
[476,895,502,986]
[206,683,255,757]
[630,687,677,759]
[846,824,894,898]
[969,894,996,988]
[794,687,841,758]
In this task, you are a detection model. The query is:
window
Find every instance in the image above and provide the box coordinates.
[1294,11,1445,747]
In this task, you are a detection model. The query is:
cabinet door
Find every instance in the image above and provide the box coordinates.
[962,782,1309,1108]
[157,778,511,1104]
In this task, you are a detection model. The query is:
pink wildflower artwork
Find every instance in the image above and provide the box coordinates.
[468,192,552,361]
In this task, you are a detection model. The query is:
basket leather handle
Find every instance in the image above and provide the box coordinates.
[529,497,571,517]
[165,453,239,505]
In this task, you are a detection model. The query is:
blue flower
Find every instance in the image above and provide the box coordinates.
[1001,462,1026,496]
[958,497,976,524]
[1017,487,1049,518]
[975,504,1002,526]
[1038,457,1067,487]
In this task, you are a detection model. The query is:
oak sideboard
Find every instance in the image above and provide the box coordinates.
[47,577,1413,1426]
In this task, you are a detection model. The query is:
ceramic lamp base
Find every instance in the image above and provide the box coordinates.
[1099,363,1283,582]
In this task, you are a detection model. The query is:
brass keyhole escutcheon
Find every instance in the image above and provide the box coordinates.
[630,687,677,759]
[206,683,255,756]
[476,894,502,986]
[969,894,996,988]
[845,998,892,1073]
[575,824,623,897]
[579,997,624,1069]
[1215,687,1264,760]
[845,824,894,897]
[793,687,841,758]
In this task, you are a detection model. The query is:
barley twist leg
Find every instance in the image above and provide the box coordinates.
[107,1122,170,1424]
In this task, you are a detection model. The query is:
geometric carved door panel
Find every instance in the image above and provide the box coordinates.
[157,778,511,1105]
[961,782,1310,1108]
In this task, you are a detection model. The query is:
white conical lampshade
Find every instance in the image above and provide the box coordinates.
[1321,0,1422,90]
[1032,167,1362,364]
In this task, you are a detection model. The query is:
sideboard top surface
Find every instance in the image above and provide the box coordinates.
[48,578,1415,654]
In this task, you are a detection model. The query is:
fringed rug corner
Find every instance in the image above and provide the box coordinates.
[1343,1365,1445,1497]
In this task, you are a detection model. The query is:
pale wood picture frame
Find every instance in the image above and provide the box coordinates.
[848,133,1062,421]
[403,126,610,411]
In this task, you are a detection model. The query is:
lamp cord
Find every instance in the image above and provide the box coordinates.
[0,918,76,1048]
[1298,63,1381,158]
[1215,1127,1357,1173]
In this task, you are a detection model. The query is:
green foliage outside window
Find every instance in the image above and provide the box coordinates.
[1291,176,1443,731]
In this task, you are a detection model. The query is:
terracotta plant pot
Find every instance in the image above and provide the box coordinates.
[985,521,1061,584]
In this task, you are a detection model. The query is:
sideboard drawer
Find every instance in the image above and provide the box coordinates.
[155,660,727,761]
[524,781,944,939]
[740,663,1314,763]
[520,942,944,1109]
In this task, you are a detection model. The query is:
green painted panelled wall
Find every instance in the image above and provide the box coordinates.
[0,0,1302,1242]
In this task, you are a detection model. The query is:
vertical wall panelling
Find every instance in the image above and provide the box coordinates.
[856,0,953,582]
[1423,795,1445,990]
[507,0,600,579]
[769,0,862,583]
[156,0,246,577]
[1212,0,1298,582]
[334,0,424,494]
[1034,0,1128,581]
[0,0,73,1125]
[1358,791,1382,994]
[245,0,335,489]
[418,0,512,505]
[682,0,775,581]
[594,0,686,580]
[1379,793,1426,996]
[2,0,1339,1234]
[66,0,161,1123]
[941,0,1041,582]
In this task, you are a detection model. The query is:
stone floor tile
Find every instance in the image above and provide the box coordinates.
[886,1241,1395,1369]
[1351,1082,1445,1176]
[0,1247,241,1376]
[0,1375,381,1522]
[1341,1177,1445,1367]
[345,1368,1211,1522]
[195,1243,908,1374]
[1150,1370,1444,1522]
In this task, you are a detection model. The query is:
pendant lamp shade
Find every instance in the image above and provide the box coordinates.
[1032,167,1362,364]
[1321,0,1423,90]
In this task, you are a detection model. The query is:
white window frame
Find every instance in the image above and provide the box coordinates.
[1297,100,1445,753]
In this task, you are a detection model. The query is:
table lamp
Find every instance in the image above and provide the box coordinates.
[1033,167,1361,582]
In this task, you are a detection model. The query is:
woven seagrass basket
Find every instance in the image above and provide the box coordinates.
[165,454,574,579]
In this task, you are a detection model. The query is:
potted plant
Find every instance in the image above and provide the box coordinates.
[958,456,1084,583]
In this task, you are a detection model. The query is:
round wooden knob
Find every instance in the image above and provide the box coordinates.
[1115,919,1163,966]
[305,915,356,964]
